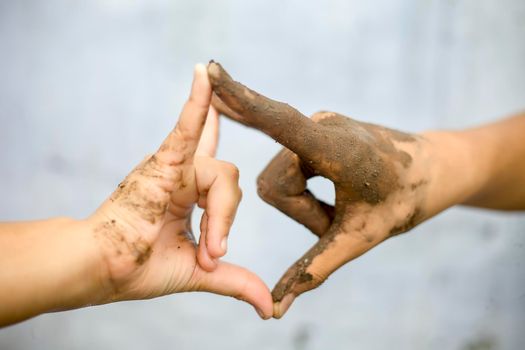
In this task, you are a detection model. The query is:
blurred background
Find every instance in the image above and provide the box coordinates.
[1,0,524,349]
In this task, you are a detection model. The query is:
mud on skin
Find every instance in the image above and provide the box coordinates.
[207,61,429,302]
[110,155,171,224]
[95,154,174,273]
[94,219,153,266]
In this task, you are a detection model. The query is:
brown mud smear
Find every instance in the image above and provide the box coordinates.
[207,61,426,302]
[94,219,153,266]
[208,61,415,205]
[110,155,169,225]
[270,226,341,302]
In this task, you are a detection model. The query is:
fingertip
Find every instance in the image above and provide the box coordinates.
[207,61,221,82]
[248,281,273,320]
[194,63,211,89]
[204,204,236,258]
[194,63,207,77]
[220,237,228,254]
[206,227,228,259]
[254,307,268,320]
[272,294,295,319]
[190,63,211,103]
[197,238,218,272]
[233,267,273,320]
[196,262,274,319]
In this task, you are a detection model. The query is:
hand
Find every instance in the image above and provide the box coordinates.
[207,61,462,318]
[89,64,272,319]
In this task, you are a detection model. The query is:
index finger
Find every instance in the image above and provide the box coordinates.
[207,61,327,164]
[156,64,212,165]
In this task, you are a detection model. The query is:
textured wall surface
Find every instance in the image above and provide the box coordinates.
[1,1,524,349]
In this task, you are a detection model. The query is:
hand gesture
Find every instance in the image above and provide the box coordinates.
[90,64,272,319]
[208,61,438,318]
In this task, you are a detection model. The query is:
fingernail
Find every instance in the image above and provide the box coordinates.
[194,63,206,74]
[254,307,266,320]
[273,294,295,319]
[220,237,227,254]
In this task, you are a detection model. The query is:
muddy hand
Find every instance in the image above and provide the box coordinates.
[89,64,273,319]
[208,61,439,318]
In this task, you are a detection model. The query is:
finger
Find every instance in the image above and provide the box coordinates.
[195,157,242,259]
[155,63,212,166]
[192,261,273,320]
[207,61,329,164]
[197,211,218,272]
[196,106,220,157]
[211,93,251,127]
[257,148,334,237]
[271,223,377,319]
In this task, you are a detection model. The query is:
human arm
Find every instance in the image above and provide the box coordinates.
[0,64,273,327]
[0,219,107,326]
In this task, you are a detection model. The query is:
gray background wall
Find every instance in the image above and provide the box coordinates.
[1,1,524,349]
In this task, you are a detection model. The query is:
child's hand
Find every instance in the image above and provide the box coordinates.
[89,64,272,319]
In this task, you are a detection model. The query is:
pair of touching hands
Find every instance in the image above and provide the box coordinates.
[91,62,524,320]
[1,61,522,327]
[91,62,439,320]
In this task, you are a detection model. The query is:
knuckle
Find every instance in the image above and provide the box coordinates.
[309,270,327,286]
[222,162,240,180]
[221,213,235,228]
[173,123,198,144]
[350,229,377,244]
[237,187,243,201]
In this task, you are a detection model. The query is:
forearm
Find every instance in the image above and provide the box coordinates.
[0,218,108,327]
[421,112,525,215]
[459,113,525,209]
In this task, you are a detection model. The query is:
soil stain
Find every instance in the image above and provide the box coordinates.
[208,61,427,301]
[94,219,153,266]
[110,155,169,225]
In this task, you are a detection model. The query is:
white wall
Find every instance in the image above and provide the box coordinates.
[0,1,524,349]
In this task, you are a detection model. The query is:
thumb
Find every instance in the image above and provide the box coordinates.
[191,261,273,320]
[272,224,377,319]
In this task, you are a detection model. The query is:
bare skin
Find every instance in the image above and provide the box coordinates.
[207,61,525,318]
[0,65,273,327]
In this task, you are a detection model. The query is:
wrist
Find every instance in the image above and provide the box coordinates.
[48,217,114,310]
[418,130,488,216]
[0,217,112,326]
[39,218,114,311]
[69,218,114,307]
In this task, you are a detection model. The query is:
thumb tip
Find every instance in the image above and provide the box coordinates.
[272,293,295,319]
[194,62,206,73]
